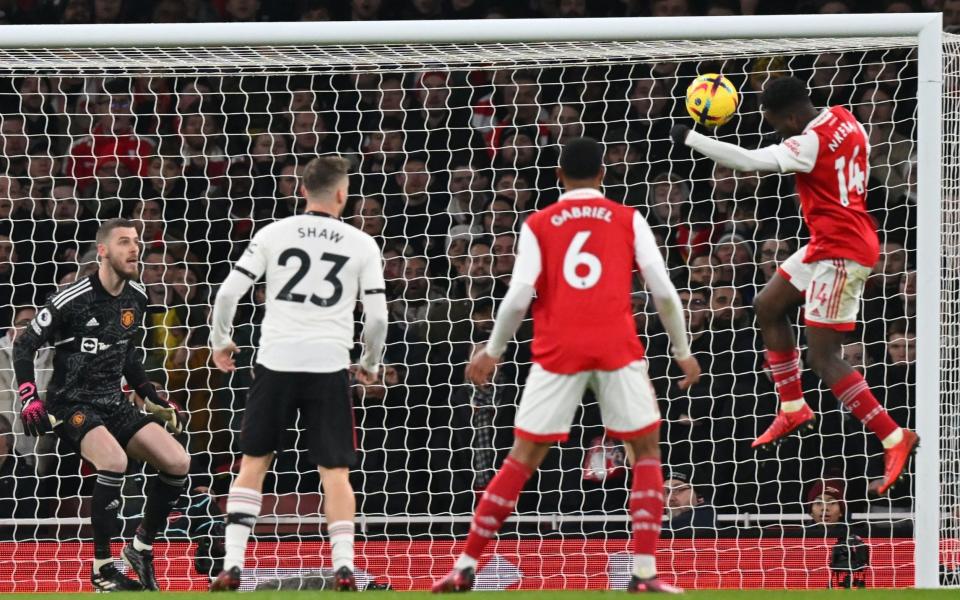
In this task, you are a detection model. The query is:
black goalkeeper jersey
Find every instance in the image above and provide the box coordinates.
[13,274,150,407]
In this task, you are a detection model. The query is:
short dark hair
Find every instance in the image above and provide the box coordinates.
[302,155,350,195]
[760,76,811,114]
[96,217,136,245]
[559,137,604,180]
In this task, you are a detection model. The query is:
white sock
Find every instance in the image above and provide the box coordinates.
[781,399,807,413]
[224,486,262,572]
[882,427,904,449]
[133,536,152,552]
[329,520,355,571]
[454,554,478,571]
[633,554,656,579]
[92,557,113,573]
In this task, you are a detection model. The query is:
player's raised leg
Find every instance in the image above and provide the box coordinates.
[805,325,918,494]
[122,422,191,590]
[751,266,816,449]
[432,438,546,593]
[209,453,271,591]
[79,425,144,592]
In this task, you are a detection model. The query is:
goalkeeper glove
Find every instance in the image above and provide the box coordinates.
[670,124,691,146]
[18,381,51,437]
[136,382,184,434]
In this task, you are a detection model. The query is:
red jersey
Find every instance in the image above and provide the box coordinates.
[519,189,645,373]
[773,106,879,267]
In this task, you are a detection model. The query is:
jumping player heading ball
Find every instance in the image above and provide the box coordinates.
[671,75,918,495]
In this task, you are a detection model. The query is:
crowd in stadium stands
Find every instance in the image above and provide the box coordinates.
[0,0,930,540]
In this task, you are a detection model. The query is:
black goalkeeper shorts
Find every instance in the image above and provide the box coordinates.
[49,398,158,449]
[241,364,356,469]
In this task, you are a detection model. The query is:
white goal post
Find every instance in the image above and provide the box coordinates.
[0,12,950,591]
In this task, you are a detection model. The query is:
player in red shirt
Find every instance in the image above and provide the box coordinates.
[671,76,918,495]
[433,138,701,594]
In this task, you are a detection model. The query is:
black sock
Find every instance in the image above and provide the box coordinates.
[91,470,124,560]
[136,472,188,546]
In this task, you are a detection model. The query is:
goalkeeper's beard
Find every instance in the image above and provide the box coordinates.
[104,251,140,280]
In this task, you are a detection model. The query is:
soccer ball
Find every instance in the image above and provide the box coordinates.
[685,73,739,128]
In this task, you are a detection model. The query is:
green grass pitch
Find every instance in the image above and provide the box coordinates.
[6,591,958,599]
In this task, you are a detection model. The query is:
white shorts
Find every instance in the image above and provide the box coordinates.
[514,360,660,442]
[778,245,871,332]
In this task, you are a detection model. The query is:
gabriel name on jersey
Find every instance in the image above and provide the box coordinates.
[13,274,148,406]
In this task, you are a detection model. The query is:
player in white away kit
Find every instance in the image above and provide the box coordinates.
[433,138,701,594]
[671,76,918,494]
[207,156,387,591]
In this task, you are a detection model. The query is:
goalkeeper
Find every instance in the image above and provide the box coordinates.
[14,218,189,592]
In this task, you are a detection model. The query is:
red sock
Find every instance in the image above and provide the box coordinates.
[630,458,664,557]
[462,456,532,560]
[767,349,805,406]
[831,371,900,441]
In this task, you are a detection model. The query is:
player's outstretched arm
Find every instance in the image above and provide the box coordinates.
[632,212,701,390]
[13,303,60,436]
[670,124,798,174]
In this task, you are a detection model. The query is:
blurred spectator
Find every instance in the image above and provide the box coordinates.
[482,195,520,235]
[346,195,387,243]
[60,0,92,23]
[178,112,229,200]
[646,172,709,264]
[708,284,746,331]
[69,80,155,199]
[384,154,450,256]
[491,231,515,290]
[0,414,40,525]
[0,306,54,465]
[808,53,856,108]
[651,0,691,16]
[853,85,913,201]
[546,103,584,146]
[662,466,717,537]
[223,0,264,22]
[18,77,67,155]
[687,254,716,290]
[757,238,793,283]
[711,232,755,288]
[0,231,35,325]
[349,0,386,20]
[603,133,644,206]
[807,479,846,525]
[0,115,29,178]
[447,163,490,229]
[289,110,337,161]
[474,70,548,154]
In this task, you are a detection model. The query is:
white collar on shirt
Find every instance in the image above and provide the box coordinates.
[803,108,832,133]
[558,187,605,202]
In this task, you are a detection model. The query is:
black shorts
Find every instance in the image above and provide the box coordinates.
[49,398,158,450]
[241,364,356,468]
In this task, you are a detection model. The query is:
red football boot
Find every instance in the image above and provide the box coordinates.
[751,404,816,449]
[209,566,241,592]
[627,576,684,594]
[877,429,919,495]
[431,567,475,593]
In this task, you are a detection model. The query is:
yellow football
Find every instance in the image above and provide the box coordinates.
[685,73,739,128]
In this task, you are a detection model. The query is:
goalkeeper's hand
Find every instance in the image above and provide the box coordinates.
[670,124,691,146]
[136,383,184,434]
[18,381,51,437]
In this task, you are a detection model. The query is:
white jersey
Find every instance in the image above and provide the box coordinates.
[228,211,386,373]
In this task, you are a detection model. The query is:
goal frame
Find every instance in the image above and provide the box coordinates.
[0,12,945,589]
